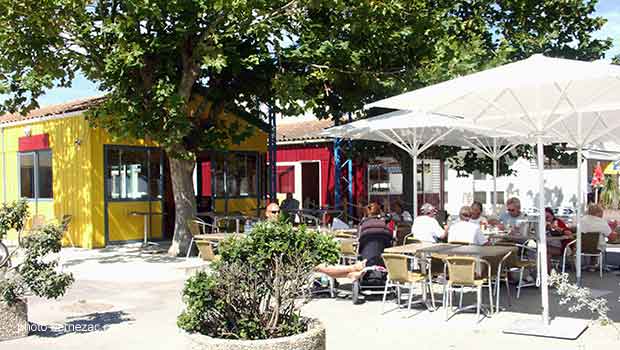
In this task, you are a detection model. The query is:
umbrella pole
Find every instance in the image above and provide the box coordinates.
[493,156,498,215]
[536,137,550,325]
[413,153,418,219]
[576,145,583,284]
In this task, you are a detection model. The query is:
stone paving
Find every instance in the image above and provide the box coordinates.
[1,244,620,350]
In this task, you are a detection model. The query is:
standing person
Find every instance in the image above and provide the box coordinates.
[411,203,447,243]
[390,201,412,223]
[448,206,488,245]
[280,192,300,222]
[469,201,487,226]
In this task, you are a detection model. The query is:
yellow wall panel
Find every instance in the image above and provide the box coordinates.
[107,201,163,242]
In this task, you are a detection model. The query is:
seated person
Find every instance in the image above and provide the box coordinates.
[469,201,487,226]
[316,203,393,280]
[448,206,488,245]
[495,197,527,233]
[389,201,412,223]
[581,204,619,258]
[544,207,573,271]
[412,203,447,243]
[359,202,395,234]
[265,202,281,221]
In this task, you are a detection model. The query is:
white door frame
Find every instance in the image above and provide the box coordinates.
[277,160,322,207]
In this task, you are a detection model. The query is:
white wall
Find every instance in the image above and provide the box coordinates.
[444,158,588,216]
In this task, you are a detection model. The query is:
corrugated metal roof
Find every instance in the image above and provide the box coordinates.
[0,96,106,125]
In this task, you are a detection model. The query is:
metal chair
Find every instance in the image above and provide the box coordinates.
[442,256,493,323]
[562,232,603,278]
[381,253,429,314]
[402,233,421,245]
[512,240,540,298]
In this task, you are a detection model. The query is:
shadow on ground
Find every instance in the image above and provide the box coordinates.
[30,311,134,338]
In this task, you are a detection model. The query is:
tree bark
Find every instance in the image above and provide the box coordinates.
[167,157,197,257]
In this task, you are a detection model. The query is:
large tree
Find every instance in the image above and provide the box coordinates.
[277,0,612,210]
[0,0,302,255]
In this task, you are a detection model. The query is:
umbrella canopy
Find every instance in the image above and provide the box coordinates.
[365,54,620,325]
[320,110,520,218]
[604,160,620,175]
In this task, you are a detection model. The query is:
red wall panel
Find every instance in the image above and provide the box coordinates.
[18,134,50,152]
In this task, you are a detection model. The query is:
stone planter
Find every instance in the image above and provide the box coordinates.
[0,299,28,341]
[185,318,325,350]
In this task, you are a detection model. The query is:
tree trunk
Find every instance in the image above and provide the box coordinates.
[167,157,197,257]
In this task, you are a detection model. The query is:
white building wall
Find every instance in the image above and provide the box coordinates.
[445,158,588,216]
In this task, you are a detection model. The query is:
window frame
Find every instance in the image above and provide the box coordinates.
[17,150,53,201]
[104,145,164,202]
[210,150,260,199]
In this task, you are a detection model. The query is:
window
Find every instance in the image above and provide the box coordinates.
[473,171,486,180]
[474,191,487,204]
[277,166,295,193]
[105,147,162,200]
[212,152,259,198]
[19,151,53,199]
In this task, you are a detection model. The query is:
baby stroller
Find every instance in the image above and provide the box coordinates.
[351,217,394,304]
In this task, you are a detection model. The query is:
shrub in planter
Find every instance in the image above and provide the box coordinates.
[178,219,339,342]
[0,200,74,340]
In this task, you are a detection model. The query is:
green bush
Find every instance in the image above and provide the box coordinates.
[0,201,74,305]
[178,220,339,340]
[0,199,29,240]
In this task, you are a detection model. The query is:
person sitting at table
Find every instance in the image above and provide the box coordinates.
[448,206,488,245]
[494,197,526,232]
[265,202,281,221]
[412,203,447,243]
[390,200,412,223]
[280,192,300,223]
[544,206,573,270]
[469,201,487,226]
[581,204,619,268]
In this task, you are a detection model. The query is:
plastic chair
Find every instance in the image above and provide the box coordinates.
[442,256,493,323]
[381,253,429,313]
[339,240,358,265]
[562,232,603,278]
[395,223,412,245]
[195,240,220,262]
[187,218,218,259]
[59,215,74,248]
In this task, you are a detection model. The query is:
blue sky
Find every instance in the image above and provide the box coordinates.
[28,0,620,107]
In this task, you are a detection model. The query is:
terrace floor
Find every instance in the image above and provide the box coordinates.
[2,244,619,350]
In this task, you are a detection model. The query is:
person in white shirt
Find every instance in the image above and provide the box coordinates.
[412,203,446,243]
[581,204,618,251]
[448,206,488,246]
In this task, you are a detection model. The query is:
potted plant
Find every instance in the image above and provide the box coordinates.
[0,200,74,341]
[178,219,340,350]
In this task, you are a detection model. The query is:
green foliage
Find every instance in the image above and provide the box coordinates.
[601,176,619,210]
[1,221,74,305]
[0,199,29,239]
[178,220,339,340]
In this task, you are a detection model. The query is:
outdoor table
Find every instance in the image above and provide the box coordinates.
[195,233,245,242]
[128,211,165,246]
[384,242,437,255]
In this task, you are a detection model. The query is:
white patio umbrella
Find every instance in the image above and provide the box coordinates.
[320,110,520,218]
[366,54,620,329]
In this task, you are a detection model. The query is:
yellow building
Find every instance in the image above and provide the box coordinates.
[0,97,269,248]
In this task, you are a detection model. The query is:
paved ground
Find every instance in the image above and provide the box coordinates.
[2,244,620,349]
